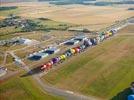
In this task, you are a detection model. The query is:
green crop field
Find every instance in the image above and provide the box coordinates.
[42,25,134,100]
[0,73,63,100]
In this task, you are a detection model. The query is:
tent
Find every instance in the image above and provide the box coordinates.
[79,45,86,51]
[69,48,76,54]
[108,32,113,36]
[73,47,80,53]
[110,29,117,34]
[46,62,52,69]
[96,36,101,44]
[49,60,54,65]
[100,35,105,41]
[64,51,72,57]
[41,64,47,70]
[104,33,110,39]
[99,32,105,36]
[90,38,97,45]
[51,57,60,64]
[40,61,53,71]
[84,39,92,47]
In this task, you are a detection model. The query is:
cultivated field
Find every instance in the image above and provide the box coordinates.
[42,25,134,100]
[1,2,133,31]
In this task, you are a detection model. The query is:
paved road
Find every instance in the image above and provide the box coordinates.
[33,75,95,100]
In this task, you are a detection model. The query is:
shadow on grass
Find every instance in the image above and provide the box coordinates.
[20,66,42,77]
[111,88,133,100]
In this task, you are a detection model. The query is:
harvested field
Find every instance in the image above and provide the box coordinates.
[1,2,133,27]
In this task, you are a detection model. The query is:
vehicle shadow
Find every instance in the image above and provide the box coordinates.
[111,88,133,100]
[20,66,42,77]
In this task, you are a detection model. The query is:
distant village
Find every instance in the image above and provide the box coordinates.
[0,14,39,31]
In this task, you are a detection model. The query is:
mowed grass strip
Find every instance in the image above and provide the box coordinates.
[0,74,63,100]
[42,31,134,99]
[43,36,125,84]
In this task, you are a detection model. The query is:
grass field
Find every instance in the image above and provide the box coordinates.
[0,72,63,100]
[42,25,134,100]
[0,26,22,40]
[0,2,133,100]
[0,20,73,40]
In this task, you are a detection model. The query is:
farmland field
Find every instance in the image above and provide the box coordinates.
[1,2,133,29]
[42,25,134,100]
[0,72,63,100]
[0,1,134,100]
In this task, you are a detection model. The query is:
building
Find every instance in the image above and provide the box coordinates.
[65,40,79,45]
[44,47,60,54]
[18,38,33,45]
[28,47,60,61]
[29,52,48,60]
[74,35,87,42]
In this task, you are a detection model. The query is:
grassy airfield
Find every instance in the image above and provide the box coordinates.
[0,72,63,100]
[0,2,133,100]
[42,25,134,100]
